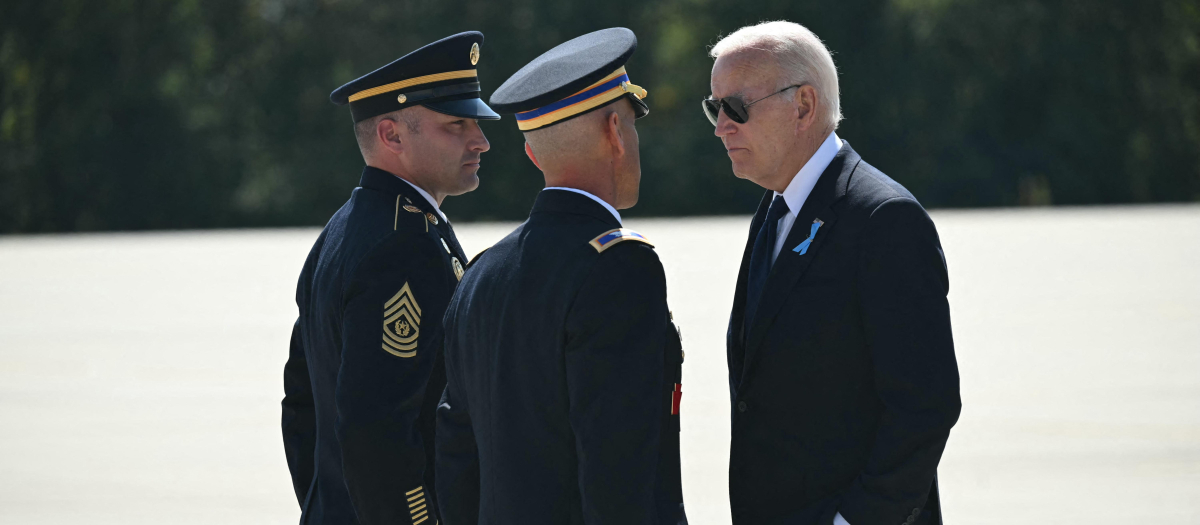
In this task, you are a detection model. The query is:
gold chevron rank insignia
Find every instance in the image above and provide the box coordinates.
[382,282,422,358]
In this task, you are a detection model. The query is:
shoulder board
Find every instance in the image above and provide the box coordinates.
[393,195,430,232]
[589,228,654,253]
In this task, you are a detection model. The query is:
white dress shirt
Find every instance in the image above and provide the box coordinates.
[395,176,449,223]
[770,131,843,264]
[766,131,851,525]
[543,187,623,225]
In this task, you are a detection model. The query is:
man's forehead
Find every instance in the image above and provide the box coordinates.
[711,52,776,96]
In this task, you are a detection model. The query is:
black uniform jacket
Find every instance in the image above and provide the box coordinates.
[726,143,961,525]
[283,166,469,525]
[436,189,686,525]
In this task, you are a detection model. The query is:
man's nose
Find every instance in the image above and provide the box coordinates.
[714,110,737,137]
[469,121,490,152]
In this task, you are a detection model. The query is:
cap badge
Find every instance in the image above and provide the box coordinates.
[396,93,407,104]
[469,43,480,65]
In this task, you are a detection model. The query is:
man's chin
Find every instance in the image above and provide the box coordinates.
[458,172,480,194]
[616,191,639,210]
[730,162,752,180]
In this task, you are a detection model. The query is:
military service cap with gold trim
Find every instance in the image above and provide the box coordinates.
[331,31,501,123]
[489,28,648,131]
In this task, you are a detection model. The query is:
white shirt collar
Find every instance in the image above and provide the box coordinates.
[395,176,448,223]
[543,187,622,225]
[775,131,843,214]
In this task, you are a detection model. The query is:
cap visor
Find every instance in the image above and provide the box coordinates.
[423,98,501,120]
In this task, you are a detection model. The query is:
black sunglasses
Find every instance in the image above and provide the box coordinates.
[702,85,803,126]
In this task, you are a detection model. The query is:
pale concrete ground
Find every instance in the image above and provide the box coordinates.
[1,205,1197,524]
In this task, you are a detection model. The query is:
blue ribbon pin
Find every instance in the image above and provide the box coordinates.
[792,219,824,255]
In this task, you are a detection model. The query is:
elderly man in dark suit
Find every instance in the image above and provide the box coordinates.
[705,21,962,525]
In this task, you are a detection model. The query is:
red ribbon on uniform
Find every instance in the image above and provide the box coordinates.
[671,383,682,415]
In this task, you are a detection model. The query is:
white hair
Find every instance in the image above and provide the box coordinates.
[710,21,842,128]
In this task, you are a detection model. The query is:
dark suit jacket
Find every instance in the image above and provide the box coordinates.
[726,143,961,525]
[436,189,686,525]
[282,166,468,525]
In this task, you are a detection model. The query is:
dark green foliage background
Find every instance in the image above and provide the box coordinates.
[2,0,1197,232]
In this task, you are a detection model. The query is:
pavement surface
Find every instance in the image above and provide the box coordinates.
[1,205,1198,524]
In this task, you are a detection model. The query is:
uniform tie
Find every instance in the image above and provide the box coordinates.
[743,195,790,341]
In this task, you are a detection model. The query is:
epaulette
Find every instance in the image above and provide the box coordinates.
[392,195,433,232]
[588,228,653,253]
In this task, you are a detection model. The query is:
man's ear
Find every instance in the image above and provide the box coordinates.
[795,85,818,131]
[524,142,542,170]
[605,110,626,159]
[376,118,405,156]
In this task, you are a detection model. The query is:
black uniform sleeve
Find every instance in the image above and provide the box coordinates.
[282,318,317,505]
[564,243,669,525]
[434,355,479,525]
[839,197,962,524]
[336,234,451,525]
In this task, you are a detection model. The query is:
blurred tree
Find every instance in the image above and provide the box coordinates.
[1,0,1197,232]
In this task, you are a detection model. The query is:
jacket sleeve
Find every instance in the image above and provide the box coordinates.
[839,197,962,524]
[336,234,451,525]
[434,352,479,525]
[282,317,317,505]
[563,243,669,525]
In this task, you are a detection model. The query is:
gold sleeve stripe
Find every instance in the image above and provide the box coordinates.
[348,70,478,102]
[413,515,429,525]
[408,497,426,508]
[404,485,422,497]
[410,503,427,513]
[407,492,425,502]
[412,509,428,520]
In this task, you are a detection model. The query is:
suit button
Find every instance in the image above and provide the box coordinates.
[905,516,915,524]
[737,401,748,412]
[912,507,921,516]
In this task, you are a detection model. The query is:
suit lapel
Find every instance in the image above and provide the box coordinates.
[727,191,773,386]
[740,145,860,384]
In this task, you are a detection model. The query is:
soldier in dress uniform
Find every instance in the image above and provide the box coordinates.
[281,32,499,525]
[435,28,686,525]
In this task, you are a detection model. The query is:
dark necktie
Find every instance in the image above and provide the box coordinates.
[743,195,790,340]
